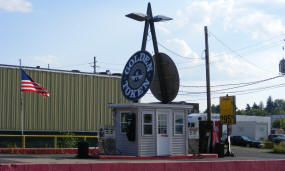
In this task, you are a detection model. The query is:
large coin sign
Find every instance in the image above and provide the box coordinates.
[121,51,154,101]
[150,53,179,103]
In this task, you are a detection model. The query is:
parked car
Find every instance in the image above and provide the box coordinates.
[230,136,262,148]
[268,134,283,142]
[271,134,285,144]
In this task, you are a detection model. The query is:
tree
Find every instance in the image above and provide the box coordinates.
[204,104,219,113]
[273,99,285,113]
[211,104,220,113]
[272,108,285,115]
[266,96,274,114]
[272,118,285,130]
[247,109,267,116]
[245,104,251,112]
[259,101,264,110]
[236,109,246,115]
[252,102,259,109]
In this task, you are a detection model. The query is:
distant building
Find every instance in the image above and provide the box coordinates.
[0,64,131,135]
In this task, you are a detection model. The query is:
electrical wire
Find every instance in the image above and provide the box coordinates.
[211,38,284,58]
[181,82,285,102]
[157,41,203,60]
[180,75,281,88]
[230,33,285,52]
[209,31,275,74]
[179,80,285,95]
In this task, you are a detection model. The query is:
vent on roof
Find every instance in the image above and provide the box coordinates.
[112,73,122,76]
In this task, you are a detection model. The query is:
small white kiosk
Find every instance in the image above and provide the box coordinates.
[109,103,193,156]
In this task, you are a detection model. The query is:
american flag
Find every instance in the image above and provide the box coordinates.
[20,69,50,97]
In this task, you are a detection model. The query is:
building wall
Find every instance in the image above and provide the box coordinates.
[231,121,256,139]
[255,123,268,140]
[138,109,157,157]
[0,65,130,132]
[114,108,138,156]
[171,110,187,155]
[114,105,191,157]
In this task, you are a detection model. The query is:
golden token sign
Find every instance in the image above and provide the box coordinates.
[220,96,236,124]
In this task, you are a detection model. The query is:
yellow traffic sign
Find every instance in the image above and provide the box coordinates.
[220,96,236,124]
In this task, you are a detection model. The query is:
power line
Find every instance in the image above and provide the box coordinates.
[209,31,275,74]
[215,82,285,95]
[232,33,285,52]
[157,41,203,60]
[180,75,281,88]
[211,38,284,58]
[211,40,283,64]
[182,82,285,102]
[178,39,283,71]
[180,81,285,95]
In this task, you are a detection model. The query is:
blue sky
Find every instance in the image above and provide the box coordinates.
[1,0,285,112]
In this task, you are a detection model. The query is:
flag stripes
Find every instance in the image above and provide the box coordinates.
[20,69,50,97]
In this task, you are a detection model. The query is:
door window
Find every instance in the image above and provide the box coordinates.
[158,114,167,134]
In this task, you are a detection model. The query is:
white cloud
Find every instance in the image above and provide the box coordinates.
[238,0,285,5]
[166,38,199,59]
[173,9,189,28]
[0,0,32,12]
[211,52,260,77]
[235,11,285,39]
[183,0,285,39]
[185,0,234,31]
[33,55,60,66]
[156,23,171,34]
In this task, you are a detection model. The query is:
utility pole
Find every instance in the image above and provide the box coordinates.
[204,26,212,153]
[204,26,211,122]
[92,56,96,74]
[19,59,24,135]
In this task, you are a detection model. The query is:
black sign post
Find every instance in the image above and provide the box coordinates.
[125,3,179,103]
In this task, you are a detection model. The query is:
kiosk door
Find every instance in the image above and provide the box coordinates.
[157,111,170,156]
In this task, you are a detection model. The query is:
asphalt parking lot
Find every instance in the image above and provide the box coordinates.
[0,146,284,164]
[213,145,285,161]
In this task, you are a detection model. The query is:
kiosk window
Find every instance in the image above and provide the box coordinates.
[174,113,184,135]
[143,113,153,135]
[120,112,129,134]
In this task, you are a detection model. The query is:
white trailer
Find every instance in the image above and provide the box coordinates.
[188,113,271,141]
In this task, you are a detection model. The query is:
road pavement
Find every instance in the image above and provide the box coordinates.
[0,146,284,164]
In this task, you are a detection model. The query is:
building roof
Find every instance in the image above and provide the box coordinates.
[0,64,122,78]
[108,103,193,110]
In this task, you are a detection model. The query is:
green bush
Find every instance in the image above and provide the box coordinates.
[58,133,78,148]
[272,142,285,153]
[262,140,273,149]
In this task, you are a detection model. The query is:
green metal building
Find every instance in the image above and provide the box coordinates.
[0,64,130,134]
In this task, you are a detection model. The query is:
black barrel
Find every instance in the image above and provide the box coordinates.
[215,143,225,158]
[77,141,89,158]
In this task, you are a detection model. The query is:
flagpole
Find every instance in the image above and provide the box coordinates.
[19,59,24,135]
